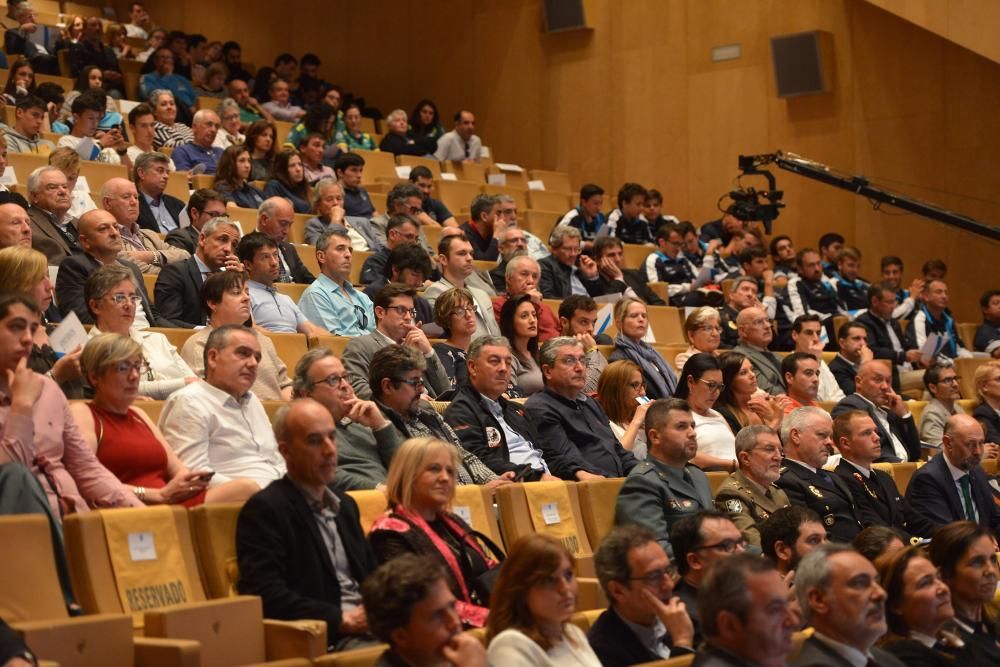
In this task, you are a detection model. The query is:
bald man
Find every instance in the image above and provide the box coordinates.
[102,177,188,274]
[831,360,921,462]
[256,196,315,283]
[906,414,1000,536]
[53,209,159,326]
[0,203,31,249]
[733,305,785,395]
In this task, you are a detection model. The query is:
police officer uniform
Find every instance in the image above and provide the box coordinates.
[833,460,935,539]
[775,459,862,543]
[714,469,791,548]
[614,455,713,557]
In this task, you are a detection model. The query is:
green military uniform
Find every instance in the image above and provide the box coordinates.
[614,455,713,557]
[714,469,791,547]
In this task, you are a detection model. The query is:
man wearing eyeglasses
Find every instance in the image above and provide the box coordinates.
[919,362,967,447]
[359,214,421,286]
[733,305,785,396]
[614,398,712,557]
[342,283,451,400]
[27,166,79,265]
[589,524,695,666]
[714,425,790,548]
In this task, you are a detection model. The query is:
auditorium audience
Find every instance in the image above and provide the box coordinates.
[367,183,435,257]
[369,436,503,628]
[444,335,556,481]
[261,78,305,122]
[794,544,905,666]
[434,109,482,162]
[171,109,223,174]
[298,229,375,336]
[360,214,419,285]
[589,524,694,666]
[853,525,905,563]
[485,534,601,665]
[235,398,378,651]
[920,362,966,446]
[292,348,402,492]
[379,108,434,156]
[733,305,785,395]
[759,506,827,577]
[227,77,271,124]
[334,103,376,152]
[556,184,605,242]
[409,98,445,142]
[832,246,870,311]
[608,297,678,400]
[492,256,560,342]
[674,353,737,471]
[139,47,196,110]
[303,178,351,246]
[126,104,175,171]
[46,148,97,221]
[334,151,375,219]
[180,271,293,401]
[154,215,242,327]
[0,292,143,515]
[150,89,193,149]
[539,225,603,299]
[526,337,636,480]
[674,306,722,373]
[238,232,322,336]
[927,521,1000,661]
[299,133,335,185]
[212,144,264,209]
[499,294,543,396]
[790,314,846,402]
[459,194,500,261]
[786,247,845,334]
[0,204,31,249]
[163,188,227,254]
[615,399,713,556]
[607,182,652,245]
[424,234,500,337]
[104,177,189,274]
[85,264,195,398]
[57,89,126,164]
[6,95,56,155]
[718,276,758,349]
[409,165,456,226]
[27,166,79,264]
[68,17,123,93]
[832,360,921,462]
[595,360,651,459]
[160,324,286,488]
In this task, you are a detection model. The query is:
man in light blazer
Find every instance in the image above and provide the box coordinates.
[733,305,785,395]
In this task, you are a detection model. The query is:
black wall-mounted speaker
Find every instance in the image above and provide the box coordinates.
[770,31,831,98]
[543,0,588,33]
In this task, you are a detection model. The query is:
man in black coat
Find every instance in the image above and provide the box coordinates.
[135,152,187,233]
[905,413,1000,537]
[53,210,160,326]
[257,197,315,284]
[443,336,556,481]
[538,226,606,299]
[155,217,242,327]
[164,189,228,254]
[855,283,924,393]
[236,399,379,651]
[590,236,666,305]
[588,524,695,666]
[831,360,921,462]
[831,411,934,539]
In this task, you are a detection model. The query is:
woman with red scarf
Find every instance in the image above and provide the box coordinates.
[369,437,502,628]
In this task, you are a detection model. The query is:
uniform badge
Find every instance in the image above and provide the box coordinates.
[727,320,737,329]
[824,514,835,526]
[726,499,743,513]
[808,485,824,498]
[668,499,682,510]
[485,427,502,448]
[758,509,770,520]
[681,499,694,508]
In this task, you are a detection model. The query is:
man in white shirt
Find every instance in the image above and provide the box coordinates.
[422,235,500,338]
[125,2,151,39]
[831,360,921,462]
[159,324,286,490]
[238,231,324,336]
[433,110,482,162]
[795,544,905,667]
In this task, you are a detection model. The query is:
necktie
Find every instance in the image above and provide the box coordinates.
[959,474,976,521]
[276,250,291,283]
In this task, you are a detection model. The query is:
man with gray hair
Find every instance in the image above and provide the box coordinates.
[27,166,79,264]
[490,223,528,293]
[102,177,189,274]
[695,552,796,667]
[292,347,403,492]
[154,215,242,327]
[793,543,903,667]
[367,182,434,254]
[160,324,286,490]
[298,228,375,336]
[360,214,420,285]
[714,424,790,548]
[539,225,605,299]
[491,255,561,341]
[171,109,224,173]
[733,305,785,395]
[775,406,862,543]
[135,151,186,233]
[256,196,315,283]
[525,336,636,479]
[494,193,550,261]
[459,194,500,261]
[444,335,557,481]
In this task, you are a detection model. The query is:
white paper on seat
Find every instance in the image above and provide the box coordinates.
[487,173,506,186]
[440,172,457,181]
[395,165,411,179]
[494,162,524,172]
[527,180,545,190]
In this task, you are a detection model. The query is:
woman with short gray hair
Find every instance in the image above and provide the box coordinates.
[150,89,194,149]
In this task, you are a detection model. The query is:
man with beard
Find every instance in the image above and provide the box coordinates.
[714,425,790,548]
[759,506,827,578]
[781,352,821,413]
[614,398,712,556]
[793,544,905,667]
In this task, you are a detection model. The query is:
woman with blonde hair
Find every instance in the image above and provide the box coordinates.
[608,297,678,400]
[972,360,1000,449]
[595,359,651,459]
[0,246,83,395]
[674,306,722,372]
[369,437,503,628]
[486,534,601,666]
[70,333,257,506]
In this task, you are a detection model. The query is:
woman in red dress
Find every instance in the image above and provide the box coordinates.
[70,333,258,506]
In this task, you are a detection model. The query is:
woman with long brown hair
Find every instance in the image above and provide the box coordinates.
[714,350,785,434]
[595,359,651,459]
[263,148,311,213]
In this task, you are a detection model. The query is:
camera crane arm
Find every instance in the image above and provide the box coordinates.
[739,151,1000,242]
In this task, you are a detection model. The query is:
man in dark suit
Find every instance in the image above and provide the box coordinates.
[905,413,1000,537]
[589,524,695,666]
[164,188,228,254]
[794,544,905,667]
[27,167,79,264]
[692,553,796,667]
[831,360,921,462]
[236,398,379,651]
[776,406,863,543]
[827,320,872,396]
[54,210,159,326]
[855,283,925,393]
[832,411,934,539]
[256,196,315,284]
[135,152,187,233]
[538,225,605,299]
[591,236,666,305]
[155,216,242,327]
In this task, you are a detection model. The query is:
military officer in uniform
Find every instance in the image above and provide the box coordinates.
[714,424,790,548]
[832,410,935,539]
[775,406,863,543]
[614,398,713,557]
